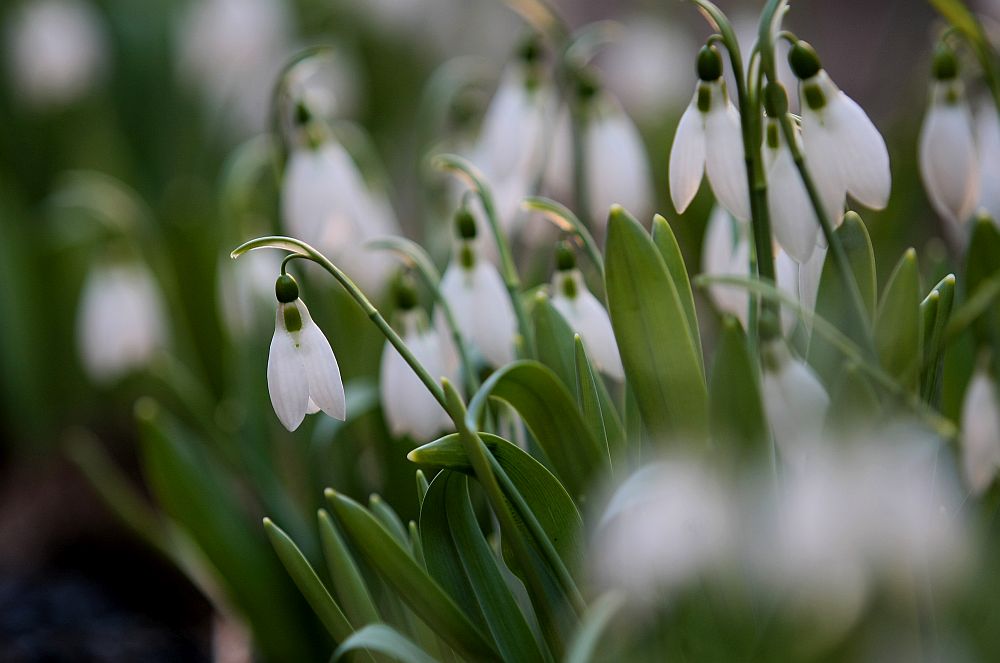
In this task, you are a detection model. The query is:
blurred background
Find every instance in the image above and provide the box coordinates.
[0,0,976,660]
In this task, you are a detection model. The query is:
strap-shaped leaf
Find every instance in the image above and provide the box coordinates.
[574,336,623,465]
[875,249,921,390]
[421,472,549,663]
[532,292,578,389]
[604,205,708,442]
[325,490,499,661]
[468,360,607,502]
[708,317,768,460]
[651,214,703,370]
[317,509,381,628]
[331,624,437,663]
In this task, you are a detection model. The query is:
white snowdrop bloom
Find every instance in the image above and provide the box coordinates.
[176,0,292,135]
[669,69,751,221]
[550,253,623,380]
[267,275,346,432]
[701,206,750,324]
[218,250,283,337]
[960,362,1000,495]
[5,0,107,108]
[791,42,891,212]
[775,248,801,336]
[380,309,456,440]
[594,458,735,602]
[920,75,979,225]
[765,119,822,262]
[761,342,829,466]
[798,242,826,316]
[439,213,516,367]
[281,138,399,296]
[975,100,1000,221]
[583,99,653,230]
[77,261,168,383]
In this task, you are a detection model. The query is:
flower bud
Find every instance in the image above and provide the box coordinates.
[454,207,477,240]
[393,274,419,311]
[932,44,959,81]
[788,41,822,80]
[697,44,723,82]
[555,241,576,272]
[275,273,299,303]
[763,81,788,117]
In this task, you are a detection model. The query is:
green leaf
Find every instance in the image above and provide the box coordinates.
[468,360,607,502]
[651,214,703,370]
[825,363,882,434]
[963,215,1000,347]
[564,593,624,663]
[922,275,956,402]
[808,211,877,386]
[574,336,624,465]
[708,317,768,460]
[264,518,355,643]
[415,470,430,508]
[421,472,549,662]
[325,490,499,661]
[408,432,583,570]
[532,292,578,389]
[369,494,410,547]
[874,249,921,390]
[604,205,708,442]
[318,510,381,628]
[331,624,438,663]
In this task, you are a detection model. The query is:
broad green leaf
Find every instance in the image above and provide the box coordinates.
[369,494,409,547]
[421,472,549,663]
[808,212,877,386]
[604,205,708,442]
[331,624,437,663]
[136,400,322,661]
[963,215,1000,348]
[923,275,956,402]
[325,490,499,661]
[574,336,624,465]
[318,509,381,628]
[415,470,429,508]
[708,317,768,460]
[651,214,703,369]
[874,249,921,390]
[564,593,624,663]
[408,432,583,569]
[532,291,577,389]
[264,518,355,643]
[468,360,607,502]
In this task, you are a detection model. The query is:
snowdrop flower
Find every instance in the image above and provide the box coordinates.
[761,341,829,466]
[77,260,168,383]
[550,244,623,380]
[919,47,979,226]
[5,0,107,108]
[789,41,891,214]
[281,122,398,296]
[593,457,735,603]
[217,250,283,337]
[176,0,292,135]
[701,206,750,323]
[267,274,346,431]
[765,118,821,262]
[960,359,1000,495]
[669,45,751,221]
[975,100,1000,221]
[379,280,456,440]
[439,209,516,367]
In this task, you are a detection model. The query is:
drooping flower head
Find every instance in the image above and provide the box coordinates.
[919,45,980,226]
[669,44,751,221]
[960,357,1000,495]
[761,340,830,468]
[764,113,821,263]
[267,274,346,431]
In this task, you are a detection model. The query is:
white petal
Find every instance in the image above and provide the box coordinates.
[704,84,751,221]
[552,272,624,380]
[543,108,574,200]
[961,365,1000,495]
[976,100,1000,221]
[798,243,826,316]
[267,308,309,431]
[775,249,799,337]
[767,138,819,263]
[586,103,653,230]
[295,300,346,421]
[701,207,750,324]
[668,91,706,214]
[801,106,848,227]
[379,317,452,440]
[919,83,979,224]
[440,257,516,366]
[762,350,829,466]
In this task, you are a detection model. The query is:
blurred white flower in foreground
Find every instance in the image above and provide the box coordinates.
[5,0,107,108]
[281,134,398,296]
[218,250,283,338]
[669,45,750,221]
[960,360,1000,495]
[439,210,516,367]
[593,457,735,602]
[77,261,168,383]
[761,342,829,467]
[550,245,623,380]
[176,0,292,135]
[790,41,890,217]
[267,274,345,431]
[919,48,979,226]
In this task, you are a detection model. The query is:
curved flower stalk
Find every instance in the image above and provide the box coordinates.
[919,46,980,227]
[761,341,830,467]
[217,249,283,338]
[669,45,751,222]
[789,42,891,215]
[960,359,1000,495]
[438,209,517,367]
[379,279,457,440]
[550,244,623,380]
[267,273,346,431]
[77,259,169,383]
